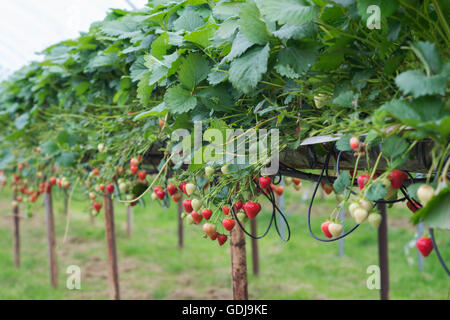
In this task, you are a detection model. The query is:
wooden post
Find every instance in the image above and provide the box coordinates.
[230,226,248,300]
[103,192,120,300]
[12,192,20,268]
[250,219,259,276]
[127,206,133,237]
[44,191,58,288]
[177,199,183,249]
[377,202,389,300]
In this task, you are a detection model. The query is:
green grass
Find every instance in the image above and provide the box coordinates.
[0,184,448,300]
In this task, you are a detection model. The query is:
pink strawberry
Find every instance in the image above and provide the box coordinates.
[191,211,203,224]
[357,174,370,190]
[321,221,332,238]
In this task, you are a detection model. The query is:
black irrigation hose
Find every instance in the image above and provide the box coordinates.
[230,177,291,241]
[307,151,360,242]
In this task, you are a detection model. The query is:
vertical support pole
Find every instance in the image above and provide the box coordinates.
[230,226,248,300]
[250,219,259,276]
[377,202,389,300]
[103,192,120,300]
[416,222,424,271]
[12,192,20,268]
[338,207,345,257]
[44,191,58,288]
[63,189,69,215]
[177,198,183,249]
[127,206,133,237]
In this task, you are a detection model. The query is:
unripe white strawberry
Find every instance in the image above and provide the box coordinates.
[417,185,434,206]
[151,192,158,201]
[119,182,128,193]
[185,183,196,196]
[314,94,327,109]
[191,198,202,211]
[328,223,343,237]
[203,223,216,237]
[221,164,230,175]
[349,202,360,217]
[368,213,382,229]
[354,207,369,224]
[359,199,372,211]
[186,215,194,225]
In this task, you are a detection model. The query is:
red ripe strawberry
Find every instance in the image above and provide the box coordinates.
[178,182,188,195]
[16,196,22,203]
[1,181,6,186]
[183,199,193,213]
[222,205,230,215]
[52,165,57,172]
[217,234,227,246]
[233,201,243,212]
[106,184,114,193]
[350,136,359,150]
[92,169,100,176]
[416,236,433,257]
[138,171,147,181]
[155,189,165,200]
[388,170,407,189]
[93,202,102,212]
[275,186,284,196]
[259,176,271,189]
[321,221,333,238]
[99,184,105,191]
[45,183,52,193]
[201,209,213,220]
[357,174,370,190]
[138,156,142,162]
[191,211,203,224]
[292,178,301,186]
[243,202,261,219]
[158,119,164,129]
[130,158,139,168]
[49,177,57,185]
[222,218,235,231]
[407,200,420,213]
[321,183,334,195]
[167,184,178,196]
[210,232,219,241]
[130,166,138,175]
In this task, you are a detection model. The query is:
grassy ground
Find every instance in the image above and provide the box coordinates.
[0,184,448,300]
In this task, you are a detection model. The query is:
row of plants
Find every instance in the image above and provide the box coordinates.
[0,0,448,252]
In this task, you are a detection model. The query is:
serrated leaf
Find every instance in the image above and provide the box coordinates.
[410,41,443,74]
[411,187,450,229]
[272,22,317,40]
[395,70,446,98]
[184,22,218,48]
[336,134,352,151]
[151,33,170,59]
[366,182,387,201]
[57,130,77,147]
[333,171,350,194]
[381,135,408,159]
[173,7,205,32]
[41,141,59,156]
[224,32,254,62]
[164,85,198,114]
[274,45,317,78]
[87,52,119,69]
[333,90,357,108]
[207,67,229,85]
[14,113,29,130]
[238,0,271,45]
[57,152,76,167]
[130,56,148,82]
[216,19,239,39]
[137,73,154,106]
[178,53,211,90]
[229,44,270,93]
[256,0,318,25]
